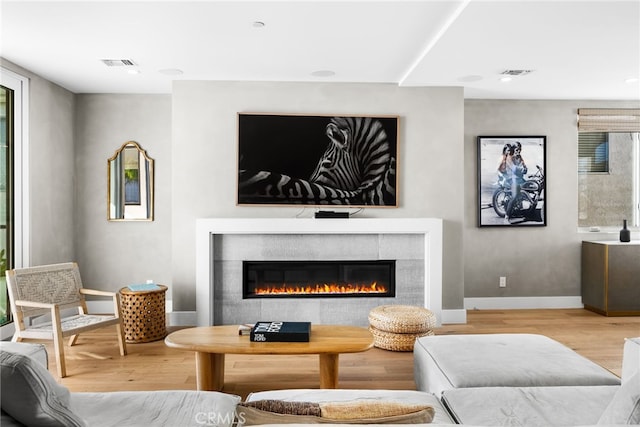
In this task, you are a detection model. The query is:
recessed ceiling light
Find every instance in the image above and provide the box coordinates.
[501,69,533,76]
[101,59,137,67]
[625,77,639,84]
[159,68,184,76]
[252,21,265,28]
[500,76,513,83]
[311,70,335,78]
[127,69,141,75]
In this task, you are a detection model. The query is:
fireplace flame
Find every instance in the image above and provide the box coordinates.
[254,282,387,295]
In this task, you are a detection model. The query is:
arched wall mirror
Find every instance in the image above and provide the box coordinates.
[108,141,154,221]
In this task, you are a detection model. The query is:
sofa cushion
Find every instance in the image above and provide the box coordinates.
[245,389,455,425]
[0,350,86,427]
[70,390,241,427]
[414,333,621,394]
[598,372,640,425]
[441,385,618,426]
[242,399,322,415]
[237,401,434,425]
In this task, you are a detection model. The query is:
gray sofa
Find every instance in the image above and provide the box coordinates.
[1,335,638,426]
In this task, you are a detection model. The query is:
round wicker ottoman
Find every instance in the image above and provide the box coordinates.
[368,305,437,351]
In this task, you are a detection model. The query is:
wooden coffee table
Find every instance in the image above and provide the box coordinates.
[165,324,374,391]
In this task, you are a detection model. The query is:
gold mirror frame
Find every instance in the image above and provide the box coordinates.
[107,141,154,221]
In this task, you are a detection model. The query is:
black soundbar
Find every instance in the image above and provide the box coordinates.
[314,211,349,219]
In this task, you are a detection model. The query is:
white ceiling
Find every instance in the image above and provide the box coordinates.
[1,0,639,99]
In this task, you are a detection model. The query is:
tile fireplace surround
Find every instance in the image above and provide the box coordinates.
[196,218,443,327]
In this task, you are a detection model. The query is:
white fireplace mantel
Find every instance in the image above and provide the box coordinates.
[196,218,443,326]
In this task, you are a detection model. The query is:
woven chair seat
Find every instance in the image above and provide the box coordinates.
[24,314,119,334]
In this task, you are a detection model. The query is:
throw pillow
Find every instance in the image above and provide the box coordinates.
[0,350,86,427]
[598,372,640,425]
[241,399,322,415]
[237,399,434,425]
[320,400,432,420]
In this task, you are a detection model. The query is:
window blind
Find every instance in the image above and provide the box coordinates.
[577,108,640,132]
[578,132,608,173]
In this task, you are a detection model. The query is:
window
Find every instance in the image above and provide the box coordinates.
[0,67,29,334]
[578,109,640,229]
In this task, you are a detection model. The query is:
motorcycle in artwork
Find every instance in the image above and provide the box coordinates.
[477,136,546,227]
[492,165,545,223]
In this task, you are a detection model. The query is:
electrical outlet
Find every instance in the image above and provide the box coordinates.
[499,276,507,288]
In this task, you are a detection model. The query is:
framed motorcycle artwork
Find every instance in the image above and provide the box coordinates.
[477,135,546,227]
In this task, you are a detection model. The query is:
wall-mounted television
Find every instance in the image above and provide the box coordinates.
[237,113,399,207]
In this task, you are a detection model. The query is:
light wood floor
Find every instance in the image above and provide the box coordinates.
[26,309,640,400]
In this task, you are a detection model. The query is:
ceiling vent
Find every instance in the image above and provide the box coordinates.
[101,59,137,67]
[501,69,533,76]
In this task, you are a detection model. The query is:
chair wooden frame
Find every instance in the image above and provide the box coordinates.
[6,262,127,377]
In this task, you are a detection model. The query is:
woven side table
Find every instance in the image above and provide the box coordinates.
[119,285,168,343]
[368,305,437,352]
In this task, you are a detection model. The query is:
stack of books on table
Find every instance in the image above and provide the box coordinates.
[240,321,311,342]
[238,324,254,336]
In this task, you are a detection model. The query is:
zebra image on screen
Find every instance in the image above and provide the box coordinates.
[238,116,397,206]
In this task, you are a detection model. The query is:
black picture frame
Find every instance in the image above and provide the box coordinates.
[237,113,399,207]
[477,135,546,227]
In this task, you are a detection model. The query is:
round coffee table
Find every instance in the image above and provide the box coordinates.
[165,324,373,391]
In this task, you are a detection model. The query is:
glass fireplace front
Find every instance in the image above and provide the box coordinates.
[243,260,395,298]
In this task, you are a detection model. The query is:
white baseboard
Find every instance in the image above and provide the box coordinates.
[64,298,584,329]
[167,311,197,326]
[163,311,467,327]
[464,296,583,310]
[87,300,471,327]
[86,301,197,327]
[441,309,467,324]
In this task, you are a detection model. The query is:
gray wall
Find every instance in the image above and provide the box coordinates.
[172,82,465,312]
[74,94,172,291]
[464,100,639,299]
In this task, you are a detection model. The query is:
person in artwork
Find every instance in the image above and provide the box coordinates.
[508,141,528,196]
[497,141,528,222]
[497,142,513,187]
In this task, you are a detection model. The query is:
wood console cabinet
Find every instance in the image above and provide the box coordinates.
[581,240,640,316]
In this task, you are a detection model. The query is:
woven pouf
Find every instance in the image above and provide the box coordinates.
[368,305,437,351]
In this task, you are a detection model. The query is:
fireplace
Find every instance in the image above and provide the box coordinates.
[243,260,396,298]
[196,218,444,327]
